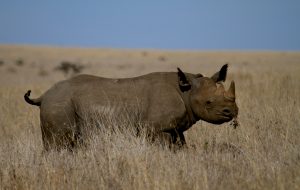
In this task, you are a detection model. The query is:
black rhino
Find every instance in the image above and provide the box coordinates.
[25,64,238,150]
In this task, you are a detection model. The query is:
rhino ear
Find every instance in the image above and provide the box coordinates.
[211,64,228,83]
[177,68,191,92]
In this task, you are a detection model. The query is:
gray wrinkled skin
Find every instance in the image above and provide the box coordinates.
[24,64,238,150]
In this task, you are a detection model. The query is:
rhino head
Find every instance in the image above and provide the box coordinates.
[178,64,238,124]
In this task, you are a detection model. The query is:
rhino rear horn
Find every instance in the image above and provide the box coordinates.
[211,64,228,83]
[177,68,191,92]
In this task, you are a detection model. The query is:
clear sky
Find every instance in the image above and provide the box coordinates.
[0,0,299,50]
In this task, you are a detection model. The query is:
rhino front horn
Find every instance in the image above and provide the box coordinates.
[226,81,235,99]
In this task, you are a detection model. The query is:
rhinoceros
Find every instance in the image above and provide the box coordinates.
[24,64,238,150]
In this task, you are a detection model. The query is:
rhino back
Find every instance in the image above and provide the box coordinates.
[68,73,187,131]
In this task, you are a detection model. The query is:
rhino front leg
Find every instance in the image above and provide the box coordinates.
[170,130,186,147]
[178,132,186,146]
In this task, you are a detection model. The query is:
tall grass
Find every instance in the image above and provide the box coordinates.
[0,49,299,189]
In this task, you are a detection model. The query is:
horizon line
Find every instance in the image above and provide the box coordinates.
[1,43,300,53]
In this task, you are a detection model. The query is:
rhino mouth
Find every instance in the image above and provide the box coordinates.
[209,119,231,125]
[220,115,233,120]
[216,112,234,120]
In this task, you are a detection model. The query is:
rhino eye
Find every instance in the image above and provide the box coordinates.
[206,100,212,105]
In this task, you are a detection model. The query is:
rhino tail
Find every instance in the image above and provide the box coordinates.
[24,90,42,106]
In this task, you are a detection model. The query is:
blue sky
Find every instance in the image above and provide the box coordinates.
[0,0,299,50]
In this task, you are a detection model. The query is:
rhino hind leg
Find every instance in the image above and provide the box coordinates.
[40,105,82,151]
[41,122,82,151]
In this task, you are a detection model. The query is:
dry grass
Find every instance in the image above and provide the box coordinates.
[0,45,300,190]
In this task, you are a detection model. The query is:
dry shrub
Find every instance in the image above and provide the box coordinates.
[158,55,167,62]
[55,61,85,77]
[15,58,24,66]
[7,66,17,73]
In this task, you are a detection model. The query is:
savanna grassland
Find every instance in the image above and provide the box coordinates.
[0,45,299,190]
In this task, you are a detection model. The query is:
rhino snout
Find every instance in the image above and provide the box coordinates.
[222,108,231,116]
